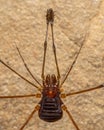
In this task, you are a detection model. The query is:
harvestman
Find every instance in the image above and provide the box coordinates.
[0,8,104,130]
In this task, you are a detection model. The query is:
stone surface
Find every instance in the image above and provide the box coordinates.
[0,0,104,130]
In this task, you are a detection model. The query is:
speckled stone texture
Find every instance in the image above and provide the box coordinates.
[0,0,104,130]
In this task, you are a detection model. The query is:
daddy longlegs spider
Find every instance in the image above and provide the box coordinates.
[0,8,104,130]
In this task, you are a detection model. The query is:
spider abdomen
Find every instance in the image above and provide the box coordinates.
[39,96,63,122]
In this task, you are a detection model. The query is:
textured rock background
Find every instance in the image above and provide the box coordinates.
[0,0,104,130]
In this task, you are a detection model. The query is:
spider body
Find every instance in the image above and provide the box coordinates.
[39,74,63,122]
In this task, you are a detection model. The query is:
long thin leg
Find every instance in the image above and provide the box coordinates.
[51,23,60,81]
[0,59,41,91]
[61,84,104,98]
[62,105,80,130]
[41,23,49,81]
[66,84,104,96]
[19,105,40,130]
[0,94,41,98]
[15,44,42,87]
[60,35,87,87]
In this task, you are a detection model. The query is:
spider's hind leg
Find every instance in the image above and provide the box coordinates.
[62,105,80,130]
[19,105,40,130]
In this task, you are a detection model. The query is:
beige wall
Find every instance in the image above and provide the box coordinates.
[0,0,104,130]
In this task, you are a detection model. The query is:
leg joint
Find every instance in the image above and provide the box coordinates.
[61,105,67,111]
[60,93,67,98]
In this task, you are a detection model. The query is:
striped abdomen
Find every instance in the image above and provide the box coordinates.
[39,96,63,122]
